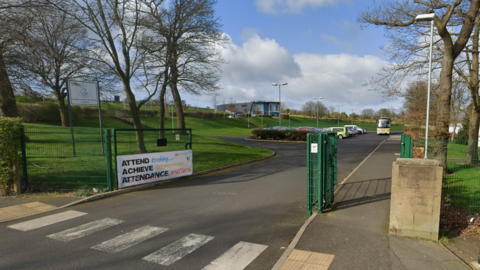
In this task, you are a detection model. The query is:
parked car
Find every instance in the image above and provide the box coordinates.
[344,125,366,134]
[346,127,356,137]
[327,127,349,139]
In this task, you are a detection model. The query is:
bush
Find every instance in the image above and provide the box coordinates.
[251,129,309,141]
[0,117,22,195]
[18,102,108,123]
[184,111,224,119]
[116,108,158,118]
[116,108,131,118]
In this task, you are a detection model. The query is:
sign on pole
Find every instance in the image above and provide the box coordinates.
[67,80,100,106]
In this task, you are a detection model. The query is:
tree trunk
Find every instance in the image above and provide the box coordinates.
[57,93,70,127]
[124,82,147,153]
[467,105,480,165]
[434,52,454,169]
[0,46,18,117]
[158,83,168,139]
[169,62,186,131]
[467,14,480,165]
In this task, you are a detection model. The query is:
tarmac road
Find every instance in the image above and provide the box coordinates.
[0,132,394,270]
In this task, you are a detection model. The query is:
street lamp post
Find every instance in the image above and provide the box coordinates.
[336,105,343,126]
[312,97,324,128]
[272,83,287,127]
[415,13,435,159]
[351,109,355,124]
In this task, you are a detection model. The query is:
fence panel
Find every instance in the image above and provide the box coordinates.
[307,132,337,215]
[22,125,110,191]
[408,138,480,226]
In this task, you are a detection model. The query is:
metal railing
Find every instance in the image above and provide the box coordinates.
[401,134,480,226]
[21,126,192,192]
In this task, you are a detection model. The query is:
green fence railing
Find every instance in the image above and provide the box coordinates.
[307,132,337,215]
[401,135,480,226]
[22,125,109,192]
[21,126,192,192]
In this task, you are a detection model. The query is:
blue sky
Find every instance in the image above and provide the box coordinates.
[180,0,402,113]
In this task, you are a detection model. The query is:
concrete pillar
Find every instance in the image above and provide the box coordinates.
[389,158,443,241]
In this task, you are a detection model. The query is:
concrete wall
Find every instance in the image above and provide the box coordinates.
[389,158,443,241]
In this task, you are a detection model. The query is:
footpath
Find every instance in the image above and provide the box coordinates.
[274,137,475,270]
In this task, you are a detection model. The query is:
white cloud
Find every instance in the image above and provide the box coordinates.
[286,53,389,108]
[255,0,338,14]
[190,32,399,112]
[221,33,301,86]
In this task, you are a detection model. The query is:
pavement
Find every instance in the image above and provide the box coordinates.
[273,136,476,270]
[1,135,479,269]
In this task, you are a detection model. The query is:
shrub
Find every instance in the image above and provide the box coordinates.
[0,117,22,195]
[116,108,131,118]
[251,129,309,141]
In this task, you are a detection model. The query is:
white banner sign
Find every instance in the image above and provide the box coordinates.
[116,150,193,189]
[68,80,99,106]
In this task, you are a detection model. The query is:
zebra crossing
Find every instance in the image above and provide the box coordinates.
[7,210,268,269]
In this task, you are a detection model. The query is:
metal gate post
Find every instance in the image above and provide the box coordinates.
[307,133,313,216]
[105,129,113,191]
[20,126,28,192]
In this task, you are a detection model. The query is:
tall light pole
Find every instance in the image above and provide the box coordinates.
[351,109,355,124]
[312,97,324,128]
[415,13,435,159]
[336,105,343,126]
[272,82,287,127]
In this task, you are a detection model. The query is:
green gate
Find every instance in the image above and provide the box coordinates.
[307,132,337,215]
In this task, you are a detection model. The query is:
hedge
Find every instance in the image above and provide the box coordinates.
[17,102,108,123]
[0,117,22,195]
[116,108,158,118]
[251,128,310,141]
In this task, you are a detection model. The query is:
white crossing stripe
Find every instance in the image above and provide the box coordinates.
[202,241,268,270]
[91,226,168,253]
[47,218,124,242]
[8,210,87,231]
[143,233,214,266]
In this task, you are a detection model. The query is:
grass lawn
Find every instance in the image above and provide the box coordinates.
[429,142,480,218]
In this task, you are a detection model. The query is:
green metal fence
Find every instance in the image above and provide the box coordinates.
[401,134,480,226]
[22,125,110,192]
[307,132,338,215]
[21,126,192,192]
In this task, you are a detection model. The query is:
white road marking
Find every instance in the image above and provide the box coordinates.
[91,225,168,253]
[143,233,214,266]
[8,210,87,231]
[47,218,123,242]
[202,241,268,270]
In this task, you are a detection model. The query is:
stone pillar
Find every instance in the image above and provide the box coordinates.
[389,158,443,241]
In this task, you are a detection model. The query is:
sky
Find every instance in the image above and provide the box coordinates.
[180,0,403,113]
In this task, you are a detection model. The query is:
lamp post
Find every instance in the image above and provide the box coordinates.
[415,13,435,159]
[272,82,287,127]
[351,109,355,125]
[336,105,343,126]
[312,97,324,128]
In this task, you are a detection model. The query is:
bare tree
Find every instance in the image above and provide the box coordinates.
[359,0,480,165]
[138,0,226,132]
[63,0,163,153]
[361,108,375,119]
[453,14,480,163]
[11,4,92,126]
